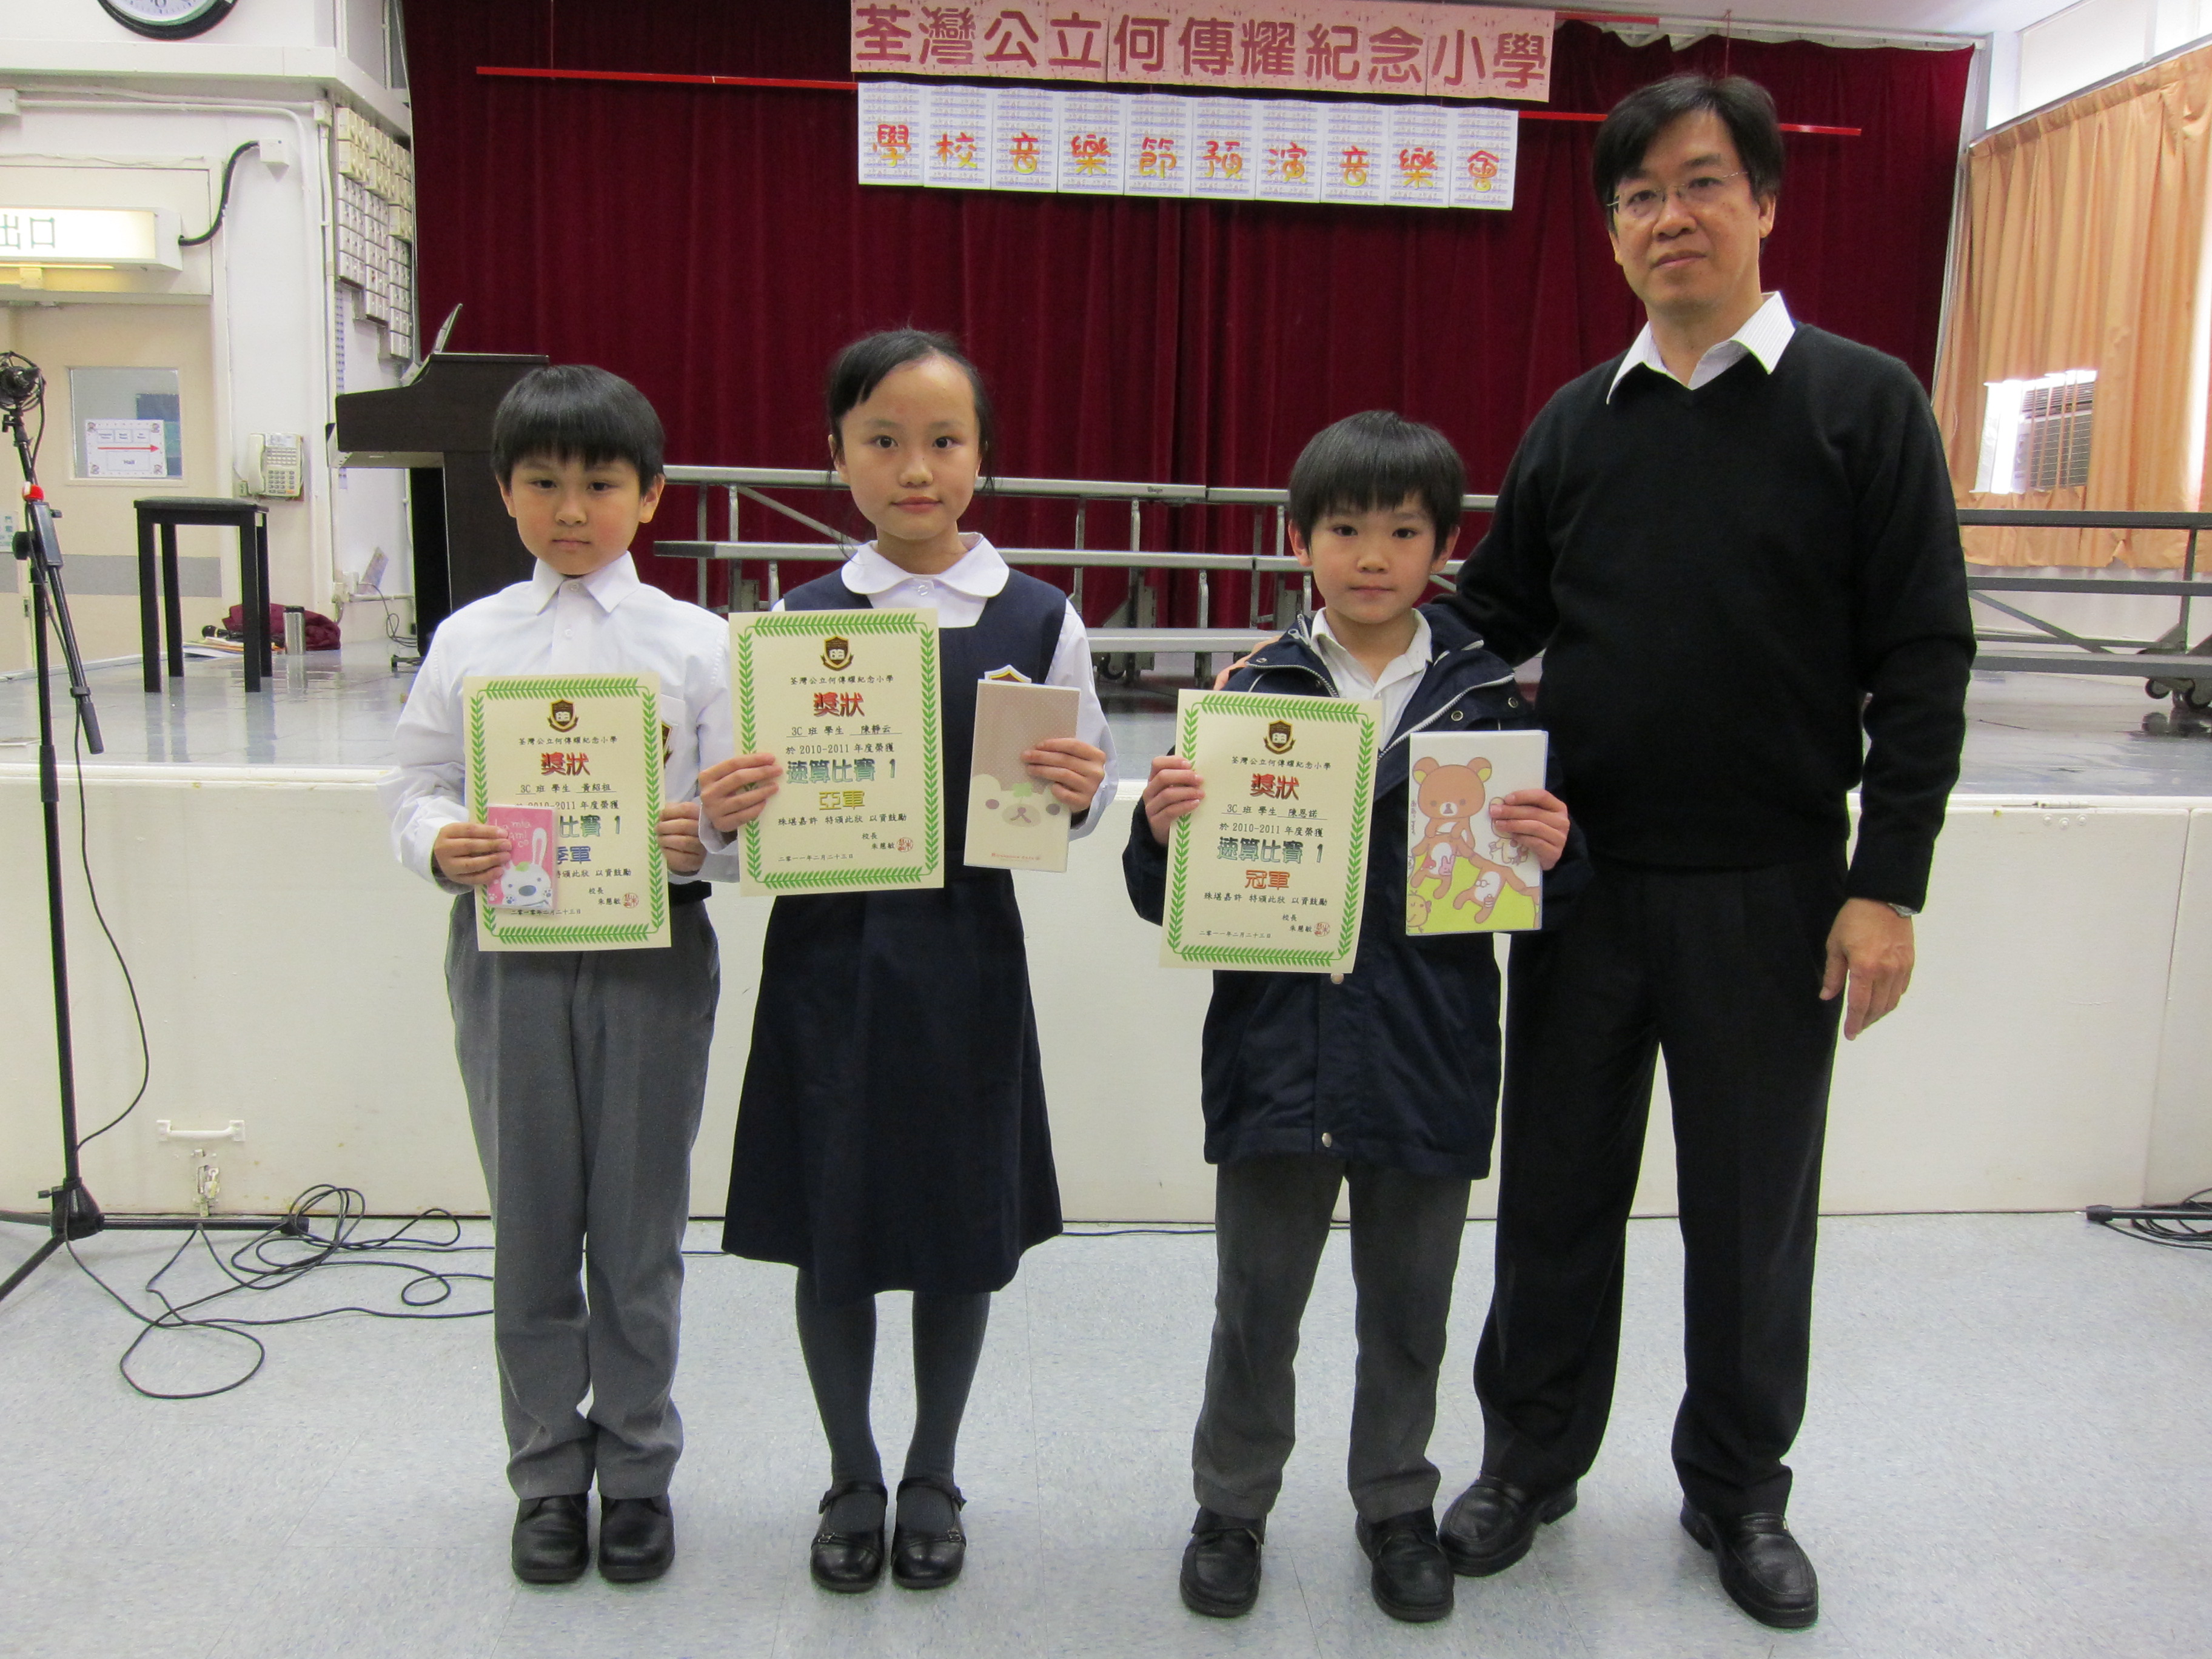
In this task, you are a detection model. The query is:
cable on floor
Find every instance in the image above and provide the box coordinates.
[2087,1188,2212,1252]
[64,1185,492,1401]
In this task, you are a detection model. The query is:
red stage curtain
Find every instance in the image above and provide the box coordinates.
[403,5,1971,623]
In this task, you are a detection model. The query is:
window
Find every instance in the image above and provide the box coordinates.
[1977,369,2096,493]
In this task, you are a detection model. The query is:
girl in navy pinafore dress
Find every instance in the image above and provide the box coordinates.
[701,331,1113,1595]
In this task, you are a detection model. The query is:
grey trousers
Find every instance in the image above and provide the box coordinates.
[1193,1153,1473,1524]
[446,896,719,1500]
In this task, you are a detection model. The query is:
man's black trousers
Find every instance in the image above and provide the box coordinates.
[1476,852,1845,1519]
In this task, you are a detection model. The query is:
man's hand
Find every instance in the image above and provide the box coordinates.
[1488,788,1570,871]
[1822,897,1915,1040]
[433,821,510,886]
[658,801,706,874]
[699,754,784,834]
[1141,753,1204,846]
[1025,737,1108,814]
[1212,635,1280,689]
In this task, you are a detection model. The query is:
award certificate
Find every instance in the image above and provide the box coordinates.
[1160,689,1379,974]
[465,673,668,951]
[732,607,944,895]
[1405,729,1548,934]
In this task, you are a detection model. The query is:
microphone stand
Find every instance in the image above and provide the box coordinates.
[0,367,283,1309]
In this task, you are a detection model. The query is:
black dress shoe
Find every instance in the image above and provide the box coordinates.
[511,1493,590,1584]
[1681,1503,1820,1630]
[809,1479,888,1594]
[890,1475,966,1590]
[597,1495,675,1583]
[1439,1475,1577,1577]
[1179,1508,1264,1618]
[1356,1510,1455,1623]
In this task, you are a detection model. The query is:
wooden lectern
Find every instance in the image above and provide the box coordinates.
[333,351,548,646]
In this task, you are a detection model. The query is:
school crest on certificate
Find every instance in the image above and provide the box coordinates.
[732,607,944,895]
[1161,689,1380,974]
[465,673,669,951]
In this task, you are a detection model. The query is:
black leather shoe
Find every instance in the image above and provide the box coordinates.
[890,1475,966,1590]
[1356,1510,1455,1623]
[809,1480,888,1594]
[511,1493,590,1584]
[597,1495,674,1583]
[1440,1475,1577,1577]
[1681,1503,1820,1630]
[1179,1508,1263,1617]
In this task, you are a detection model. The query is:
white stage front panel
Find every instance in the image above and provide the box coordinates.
[4,772,2210,1222]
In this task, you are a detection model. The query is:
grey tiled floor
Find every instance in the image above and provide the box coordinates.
[1,1213,2207,1657]
[12,646,2212,797]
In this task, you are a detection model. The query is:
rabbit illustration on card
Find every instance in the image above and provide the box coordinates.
[484,806,558,911]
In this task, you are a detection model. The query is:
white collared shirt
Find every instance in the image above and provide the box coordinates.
[1309,608,1433,737]
[1607,290,1796,400]
[806,534,1115,839]
[380,552,738,890]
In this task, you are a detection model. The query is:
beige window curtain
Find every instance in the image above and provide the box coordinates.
[1933,44,2212,567]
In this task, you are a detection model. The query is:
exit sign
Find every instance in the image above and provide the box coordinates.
[0,208,182,270]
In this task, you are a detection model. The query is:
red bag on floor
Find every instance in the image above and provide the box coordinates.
[225,603,341,650]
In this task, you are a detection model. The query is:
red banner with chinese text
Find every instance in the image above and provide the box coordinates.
[850,2,1555,102]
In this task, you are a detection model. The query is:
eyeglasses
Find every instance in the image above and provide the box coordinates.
[1607,170,1751,224]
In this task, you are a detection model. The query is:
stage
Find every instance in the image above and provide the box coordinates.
[4,648,2211,1222]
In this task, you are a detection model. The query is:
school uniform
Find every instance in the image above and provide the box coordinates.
[382,552,735,1500]
[719,535,1114,1304]
[1124,603,1587,1523]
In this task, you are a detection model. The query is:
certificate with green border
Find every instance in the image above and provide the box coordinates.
[732,607,943,896]
[1161,689,1379,973]
[466,673,668,951]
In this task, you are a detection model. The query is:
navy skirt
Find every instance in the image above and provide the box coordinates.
[722,866,1062,1302]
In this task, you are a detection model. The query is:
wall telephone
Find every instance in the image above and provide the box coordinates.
[244,433,304,499]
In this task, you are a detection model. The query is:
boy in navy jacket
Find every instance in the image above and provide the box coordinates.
[1125,412,1586,1626]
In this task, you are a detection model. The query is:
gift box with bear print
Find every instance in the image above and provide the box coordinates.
[1404,730,1547,934]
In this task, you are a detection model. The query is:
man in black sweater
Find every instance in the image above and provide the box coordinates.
[1438,75,1972,1632]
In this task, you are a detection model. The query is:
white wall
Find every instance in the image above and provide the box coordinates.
[0,0,415,660]
[4,776,2208,1225]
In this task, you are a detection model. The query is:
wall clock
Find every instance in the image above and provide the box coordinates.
[98,0,238,40]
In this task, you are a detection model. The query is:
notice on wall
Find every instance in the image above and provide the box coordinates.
[991,84,1059,190]
[1188,96,1258,201]
[1451,106,1520,210]
[1386,103,1452,209]
[1255,100,1322,204]
[1057,89,1128,193]
[858,78,927,186]
[862,84,1521,215]
[923,82,992,188]
[1321,102,1389,207]
[850,3,1557,104]
[1124,93,1192,197]
[81,418,169,480]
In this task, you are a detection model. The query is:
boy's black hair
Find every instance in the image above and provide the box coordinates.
[1288,411,1464,549]
[1590,73,1785,216]
[490,364,665,486]
[824,328,997,469]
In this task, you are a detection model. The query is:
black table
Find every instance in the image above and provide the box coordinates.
[133,497,271,692]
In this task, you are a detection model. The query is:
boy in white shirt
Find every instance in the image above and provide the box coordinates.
[381,364,749,1587]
